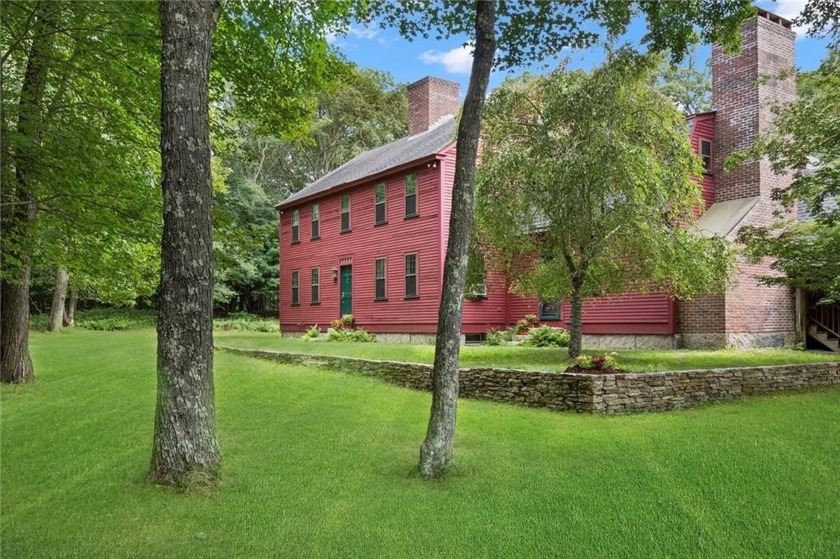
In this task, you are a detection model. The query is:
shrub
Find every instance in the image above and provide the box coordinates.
[521,325,570,347]
[485,328,504,346]
[323,327,375,343]
[76,309,156,331]
[302,324,321,340]
[524,314,538,326]
[513,318,530,335]
[574,352,619,370]
[214,313,279,332]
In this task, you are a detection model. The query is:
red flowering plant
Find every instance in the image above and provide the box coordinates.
[573,352,619,371]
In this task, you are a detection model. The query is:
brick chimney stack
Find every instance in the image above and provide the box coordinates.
[680,9,797,349]
[711,8,796,202]
[407,76,460,136]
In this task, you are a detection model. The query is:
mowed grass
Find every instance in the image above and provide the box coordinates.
[2,329,839,558]
[215,330,840,372]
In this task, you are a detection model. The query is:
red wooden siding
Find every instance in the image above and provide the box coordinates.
[279,161,446,333]
[689,112,716,209]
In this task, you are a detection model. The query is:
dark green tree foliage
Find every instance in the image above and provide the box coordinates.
[1,1,161,382]
[477,51,734,358]
[375,0,752,477]
[799,0,840,46]
[732,50,840,303]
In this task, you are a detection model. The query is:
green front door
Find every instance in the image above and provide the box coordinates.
[340,265,352,316]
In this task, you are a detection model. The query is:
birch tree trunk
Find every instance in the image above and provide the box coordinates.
[48,268,69,332]
[150,0,222,487]
[63,288,77,327]
[419,0,496,478]
[1,3,55,384]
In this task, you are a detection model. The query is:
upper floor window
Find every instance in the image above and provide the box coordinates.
[311,268,320,304]
[405,253,418,298]
[700,139,712,174]
[375,258,387,300]
[311,203,320,239]
[375,183,387,225]
[341,193,351,232]
[290,270,299,305]
[291,209,300,243]
[404,173,417,218]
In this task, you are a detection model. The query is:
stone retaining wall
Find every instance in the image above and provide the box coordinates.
[218,347,840,415]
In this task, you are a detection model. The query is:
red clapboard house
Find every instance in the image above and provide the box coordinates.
[276,10,803,349]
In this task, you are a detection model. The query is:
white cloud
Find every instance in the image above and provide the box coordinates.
[346,24,379,41]
[419,45,474,75]
[757,0,811,37]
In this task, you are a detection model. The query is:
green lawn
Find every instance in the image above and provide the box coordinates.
[2,329,839,558]
[215,329,840,372]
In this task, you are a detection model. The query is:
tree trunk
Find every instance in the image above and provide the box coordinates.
[0,3,56,384]
[150,0,222,487]
[568,280,585,359]
[63,288,77,327]
[419,0,496,479]
[48,268,69,332]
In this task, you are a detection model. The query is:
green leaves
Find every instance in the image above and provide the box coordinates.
[477,49,734,301]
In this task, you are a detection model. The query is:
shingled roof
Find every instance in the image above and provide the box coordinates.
[275,116,457,210]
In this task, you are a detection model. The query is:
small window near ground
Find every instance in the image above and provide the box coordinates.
[405,254,418,298]
[291,271,299,305]
[375,258,386,300]
[405,173,417,217]
[700,139,712,174]
[311,268,320,304]
[311,203,320,239]
[375,183,387,225]
[539,298,561,320]
[341,193,351,232]
[291,209,300,243]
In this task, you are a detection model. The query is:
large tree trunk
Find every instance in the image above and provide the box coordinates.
[568,281,585,359]
[0,3,56,384]
[63,288,77,327]
[419,0,496,479]
[150,0,222,487]
[48,268,69,332]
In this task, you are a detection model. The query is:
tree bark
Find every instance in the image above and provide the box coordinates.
[419,0,496,479]
[1,3,56,384]
[63,288,77,327]
[150,0,222,487]
[48,268,69,332]
[568,279,585,359]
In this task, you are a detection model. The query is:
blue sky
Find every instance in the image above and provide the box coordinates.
[330,1,831,98]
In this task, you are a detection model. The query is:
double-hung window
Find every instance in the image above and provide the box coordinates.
[404,173,417,218]
[405,254,418,298]
[375,183,387,225]
[291,209,300,243]
[375,258,386,300]
[311,203,320,239]
[539,298,561,320]
[700,139,712,174]
[311,268,320,304]
[341,193,351,232]
[290,271,299,305]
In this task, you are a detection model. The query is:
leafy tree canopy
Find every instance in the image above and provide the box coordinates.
[477,49,735,356]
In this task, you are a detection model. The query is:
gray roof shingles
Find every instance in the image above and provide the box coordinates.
[276,116,456,209]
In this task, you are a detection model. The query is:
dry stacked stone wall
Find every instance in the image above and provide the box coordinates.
[219,347,839,415]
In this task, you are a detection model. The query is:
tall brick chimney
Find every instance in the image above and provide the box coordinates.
[680,9,797,349]
[407,76,460,136]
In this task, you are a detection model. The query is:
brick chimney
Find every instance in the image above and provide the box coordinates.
[407,76,460,136]
[680,9,797,349]
[711,8,796,202]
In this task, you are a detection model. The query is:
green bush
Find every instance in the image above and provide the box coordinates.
[302,325,321,340]
[77,309,156,331]
[521,325,570,347]
[29,314,50,331]
[214,313,279,332]
[323,327,376,343]
[485,328,504,346]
